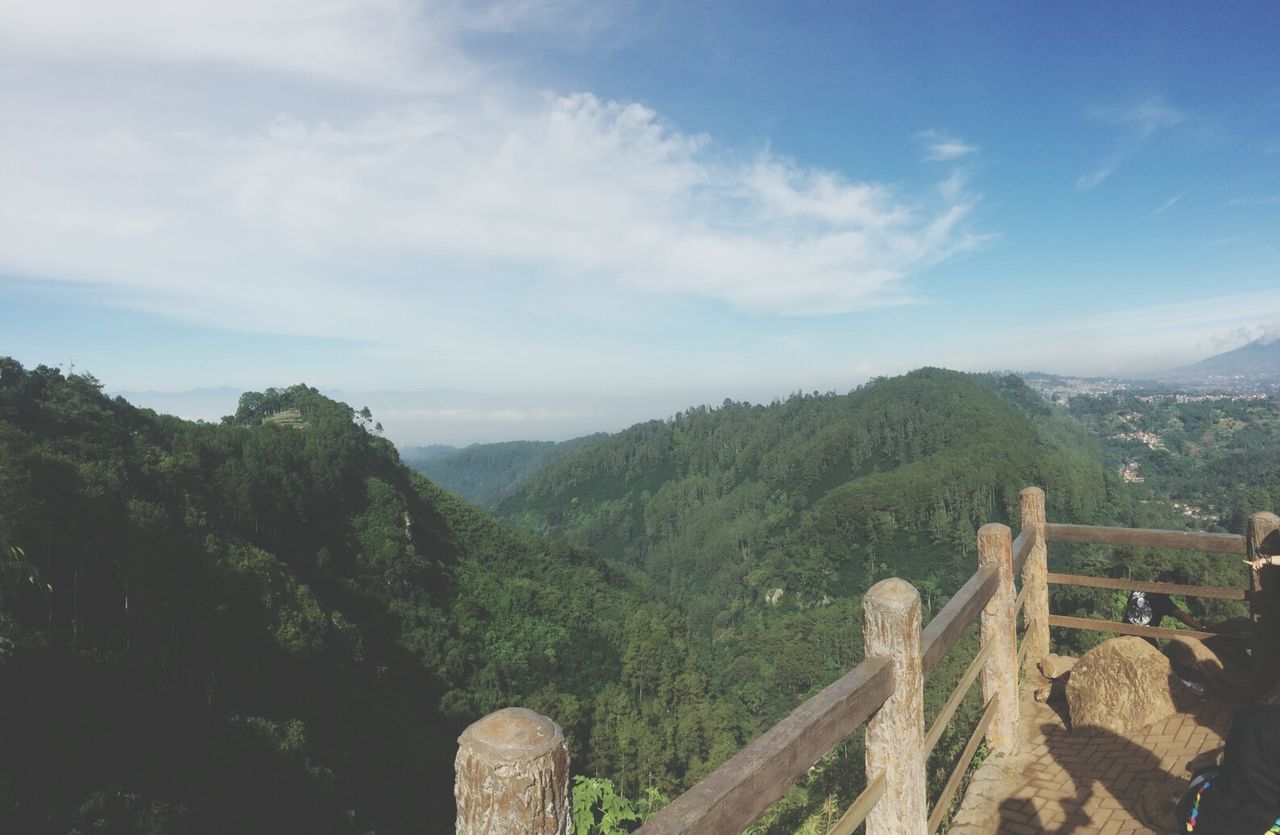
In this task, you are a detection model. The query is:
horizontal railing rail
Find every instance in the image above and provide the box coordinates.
[921,565,999,679]
[1046,614,1232,642]
[1045,522,1246,554]
[1046,572,1247,601]
[635,657,894,834]
[1044,516,1263,647]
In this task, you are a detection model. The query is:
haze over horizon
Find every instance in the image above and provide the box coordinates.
[4,1,1280,444]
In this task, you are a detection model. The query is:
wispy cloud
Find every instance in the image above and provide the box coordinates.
[1148,194,1182,216]
[0,0,990,354]
[1227,194,1280,207]
[1210,321,1280,349]
[0,0,610,92]
[916,129,979,162]
[1077,97,1184,190]
[941,287,1280,377]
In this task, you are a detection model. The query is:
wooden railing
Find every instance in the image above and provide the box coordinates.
[453,489,1280,834]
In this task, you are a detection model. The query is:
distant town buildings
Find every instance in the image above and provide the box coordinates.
[1120,461,1144,483]
[1112,430,1165,450]
[1022,373,1272,404]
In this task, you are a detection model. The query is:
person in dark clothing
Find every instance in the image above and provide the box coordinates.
[1123,588,1204,631]
[1178,704,1280,832]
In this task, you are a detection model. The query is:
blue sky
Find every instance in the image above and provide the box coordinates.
[2,1,1279,444]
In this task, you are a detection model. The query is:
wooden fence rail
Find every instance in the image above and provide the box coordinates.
[455,487,1275,834]
[1044,522,1246,554]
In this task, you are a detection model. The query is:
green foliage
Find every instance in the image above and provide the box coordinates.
[12,355,1266,835]
[0,358,721,834]
[497,369,1107,627]
[571,776,667,835]
[68,789,188,835]
[1,543,51,596]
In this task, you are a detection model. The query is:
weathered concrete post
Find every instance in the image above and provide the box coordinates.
[863,577,927,835]
[978,523,1019,755]
[1248,512,1280,697]
[455,707,571,834]
[1020,487,1050,675]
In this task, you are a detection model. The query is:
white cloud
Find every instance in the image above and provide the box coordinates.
[916,130,979,162]
[0,0,609,92]
[1227,194,1280,207]
[1213,321,1280,348]
[1075,165,1116,191]
[0,0,988,349]
[955,288,1280,375]
[1148,194,1181,216]
[1077,97,1184,190]
[1107,98,1185,135]
[1210,326,1256,350]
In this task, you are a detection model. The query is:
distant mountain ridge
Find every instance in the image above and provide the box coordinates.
[1154,337,1280,389]
[492,369,1109,623]
[403,435,604,506]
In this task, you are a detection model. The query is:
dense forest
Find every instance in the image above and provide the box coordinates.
[5,359,1273,834]
[0,360,746,834]
[494,370,1110,626]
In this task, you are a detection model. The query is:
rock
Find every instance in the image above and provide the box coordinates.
[1038,653,1077,680]
[1034,672,1069,703]
[1066,636,1179,734]
[1164,635,1249,698]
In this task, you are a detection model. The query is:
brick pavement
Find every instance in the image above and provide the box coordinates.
[945,684,1239,834]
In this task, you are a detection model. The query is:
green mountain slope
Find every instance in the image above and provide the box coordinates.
[0,360,739,834]
[404,436,604,508]
[496,369,1110,627]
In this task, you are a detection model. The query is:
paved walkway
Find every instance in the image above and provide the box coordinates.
[946,684,1239,834]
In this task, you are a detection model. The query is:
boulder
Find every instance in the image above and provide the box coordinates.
[1164,635,1249,698]
[1066,636,1179,734]
[1038,653,1076,680]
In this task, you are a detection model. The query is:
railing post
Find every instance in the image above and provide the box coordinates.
[1248,512,1280,697]
[1020,487,1049,674]
[863,577,927,835]
[455,707,571,835]
[977,523,1019,755]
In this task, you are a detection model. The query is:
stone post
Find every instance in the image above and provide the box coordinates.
[862,577,927,835]
[1249,512,1280,697]
[1020,487,1050,675]
[455,707,571,835]
[978,523,1019,755]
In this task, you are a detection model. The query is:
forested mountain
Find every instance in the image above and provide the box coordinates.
[495,369,1111,629]
[0,360,744,834]
[9,361,1225,834]
[404,436,603,508]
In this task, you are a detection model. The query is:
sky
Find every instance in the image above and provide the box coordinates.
[2,1,1280,445]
